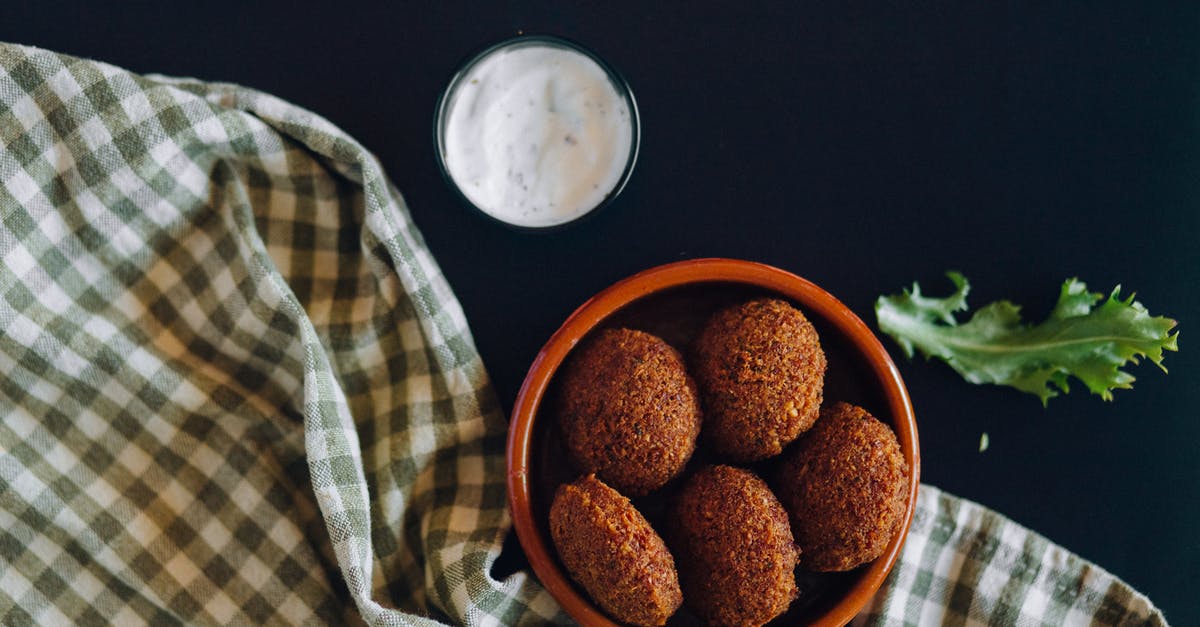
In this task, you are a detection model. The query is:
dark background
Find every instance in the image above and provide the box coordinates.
[7,2,1198,624]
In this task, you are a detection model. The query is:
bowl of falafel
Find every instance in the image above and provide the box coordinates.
[507,258,920,627]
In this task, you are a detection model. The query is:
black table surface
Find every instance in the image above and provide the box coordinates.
[7,2,1198,624]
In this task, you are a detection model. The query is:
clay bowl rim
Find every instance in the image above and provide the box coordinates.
[506,257,921,627]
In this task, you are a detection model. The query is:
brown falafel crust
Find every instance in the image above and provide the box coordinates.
[549,475,683,627]
[556,328,702,496]
[777,402,909,572]
[670,465,799,627]
[691,298,826,462]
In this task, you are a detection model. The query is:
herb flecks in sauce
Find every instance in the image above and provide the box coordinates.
[442,43,634,228]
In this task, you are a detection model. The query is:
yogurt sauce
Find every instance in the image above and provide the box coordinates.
[441,40,636,228]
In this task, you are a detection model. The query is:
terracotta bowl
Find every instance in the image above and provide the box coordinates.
[507,258,920,626]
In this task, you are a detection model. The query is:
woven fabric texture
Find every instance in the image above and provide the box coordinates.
[855,485,1164,627]
[0,42,565,626]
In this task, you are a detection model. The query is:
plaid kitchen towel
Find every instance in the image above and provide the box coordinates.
[854,485,1164,627]
[0,42,564,625]
[0,43,1166,626]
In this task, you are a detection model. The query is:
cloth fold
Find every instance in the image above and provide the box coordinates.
[0,42,564,625]
[0,43,1165,626]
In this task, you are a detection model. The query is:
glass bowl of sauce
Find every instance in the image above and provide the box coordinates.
[435,35,640,230]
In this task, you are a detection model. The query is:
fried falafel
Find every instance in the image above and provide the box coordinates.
[549,474,683,626]
[669,465,799,627]
[692,298,826,462]
[776,402,909,572]
[556,328,702,495]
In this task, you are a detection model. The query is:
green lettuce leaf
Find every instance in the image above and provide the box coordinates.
[875,272,1179,404]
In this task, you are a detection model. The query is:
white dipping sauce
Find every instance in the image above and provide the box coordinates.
[441,41,635,228]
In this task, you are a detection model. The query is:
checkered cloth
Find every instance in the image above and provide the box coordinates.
[855,485,1164,626]
[0,43,1166,626]
[0,42,564,625]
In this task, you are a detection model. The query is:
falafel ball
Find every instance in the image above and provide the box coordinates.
[556,328,702,496]
[776,402,909,572]
[669,465,799,627]
[549,474,683,627]
[692,298,826,462]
